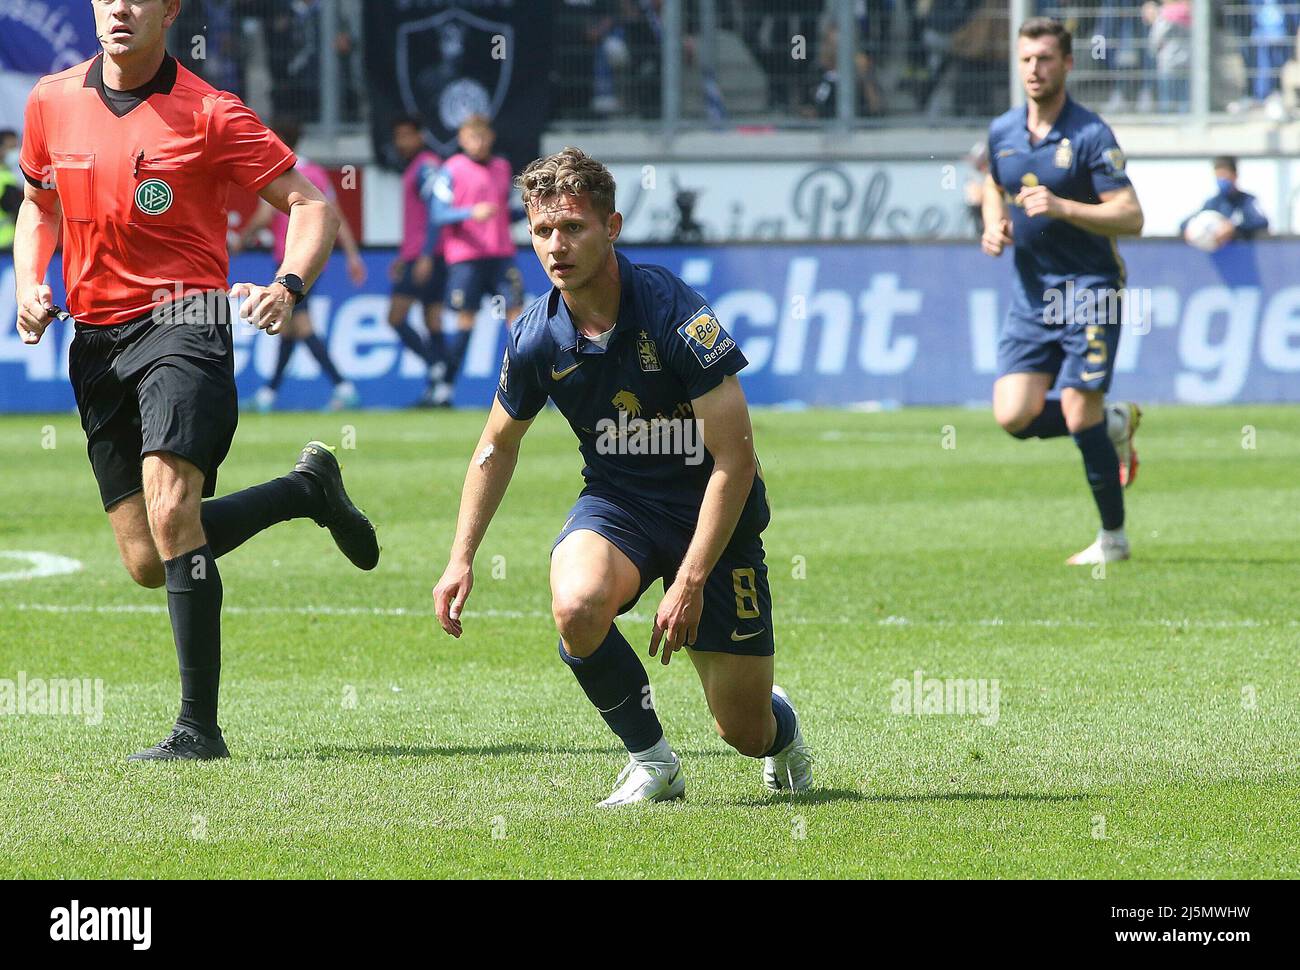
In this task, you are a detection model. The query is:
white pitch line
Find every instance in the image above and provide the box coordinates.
[2,603,1295,629]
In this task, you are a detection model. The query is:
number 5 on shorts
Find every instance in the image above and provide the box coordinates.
[732,567,760,619]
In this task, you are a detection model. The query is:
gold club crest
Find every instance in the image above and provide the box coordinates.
[636,330,661,372]
[1055,138,1072,169]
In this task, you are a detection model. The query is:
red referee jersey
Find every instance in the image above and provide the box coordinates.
[19,54,296,327]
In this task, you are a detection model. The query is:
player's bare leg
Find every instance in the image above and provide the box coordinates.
[123,441,377,762]
[1062,387,1129,564]
[993,371,1055,436]
[550,530,683,806]
[686,649,812,792]
[107,494,164,589]
[128,453,230,761]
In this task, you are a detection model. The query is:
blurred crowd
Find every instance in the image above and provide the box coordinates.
[552,0,1014,122]
[552,0,1300,122]
[166,0,366,125]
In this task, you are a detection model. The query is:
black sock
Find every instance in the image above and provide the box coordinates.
[427,329,448,375]
[558,626,663,753]
[763,690,797,758]
[302,334,344,386]
[200,473,324,558]
[391,321,432,365]
[1072,420,1125,530]
[445,330,472,384]
[268,337,296,392]
[1010,398,1070,439]
[164,546,223,738]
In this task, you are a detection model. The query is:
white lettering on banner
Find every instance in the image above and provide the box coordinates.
[1176,287,1259,404]
[771,261,921,376]
[330,295,402,380]
[857,274,920,375]
[968,290,1000,374]
[1259,285,1300,371]
[718,289,778,372]
[9,251,1300,407]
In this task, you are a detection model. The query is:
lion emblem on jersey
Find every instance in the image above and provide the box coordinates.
[611,390,641,418]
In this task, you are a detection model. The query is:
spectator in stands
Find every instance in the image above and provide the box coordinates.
[948,0,1008,118]
[1247,0,1296,106]
[741,0,819,115]
[964,140,989,237]
[1144,1,1192,114]
[621,0,669,119]
[806,21,885,119]
[1096,0,1155,113]
[1180,156,1270,248]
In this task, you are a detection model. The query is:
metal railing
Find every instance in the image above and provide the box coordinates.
[166,0,367,137]
[166,1,1300,139]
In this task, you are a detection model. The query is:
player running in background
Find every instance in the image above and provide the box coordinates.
[234,116,364,412]
[432,114,525,407]
[389,115,452,408]
[431,148,812,805]
[13,0,378,761]
[982,17,1145,565]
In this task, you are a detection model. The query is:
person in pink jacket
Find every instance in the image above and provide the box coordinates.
[430,115,525,406]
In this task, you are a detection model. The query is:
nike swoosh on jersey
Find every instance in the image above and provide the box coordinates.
[730,628,765,642]
[1080,370,1108,381]
[551,362,581,380]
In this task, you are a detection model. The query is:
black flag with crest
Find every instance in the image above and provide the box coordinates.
[366,0,553,173]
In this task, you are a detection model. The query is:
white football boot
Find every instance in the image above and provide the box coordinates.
[1106,401,1142,488]
[598,752,685,807]
[763,686,814,793]
[1066,529,1130,565]
[252,385,276,413]
[327,381,359,412]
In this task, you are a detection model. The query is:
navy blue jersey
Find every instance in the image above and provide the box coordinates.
[988,96,1132,317]
[497,251,747,505]
[1180,188,1270,241]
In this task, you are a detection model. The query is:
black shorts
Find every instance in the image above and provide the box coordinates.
[69,293,239,511]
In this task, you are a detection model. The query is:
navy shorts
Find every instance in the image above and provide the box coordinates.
[446,257,524,313]
[391,255,447,304]
[551,477,774,656]
[997,303,1122,393]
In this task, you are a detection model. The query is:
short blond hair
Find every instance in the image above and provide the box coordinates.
[459,113,493,134]
[516,147,616,219]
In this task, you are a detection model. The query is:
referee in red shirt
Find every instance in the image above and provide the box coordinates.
[12,0,379,761]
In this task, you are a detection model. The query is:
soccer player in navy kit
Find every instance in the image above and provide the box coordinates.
[983,18,1146,565]
[431,148,812,805]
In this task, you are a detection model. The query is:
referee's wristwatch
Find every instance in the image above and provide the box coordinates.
[273,273,307,305]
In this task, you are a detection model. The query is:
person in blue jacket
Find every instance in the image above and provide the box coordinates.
[1181,157,1270,247]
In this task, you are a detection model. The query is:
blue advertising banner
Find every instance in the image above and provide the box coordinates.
[0,1,97,75]
[2,240,1298,412]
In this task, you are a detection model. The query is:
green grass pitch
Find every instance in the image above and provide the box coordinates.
[0,404,1297,878]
